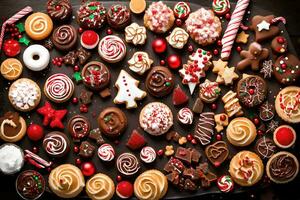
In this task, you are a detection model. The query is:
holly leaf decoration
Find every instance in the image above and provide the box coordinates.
[19,36,30,45]
[16,22,25,33]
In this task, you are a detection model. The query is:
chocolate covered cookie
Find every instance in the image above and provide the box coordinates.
[52,25,77,51]
[250,15,280,42]
[43,131,70,157]
[47,0,72,21]
[205,141,229,167]
[271,36,288,54]
[254,137,276,159]
[107,4,131,30]
[77,1,106,29]
[67,115,91,141]
[0,111,26,142]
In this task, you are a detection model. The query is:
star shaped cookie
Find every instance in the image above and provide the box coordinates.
[212,59,228,74]
[236,31,250,44]
[216,66,239,85]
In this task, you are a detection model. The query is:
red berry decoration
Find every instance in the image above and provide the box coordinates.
[32,146,39,154]
[172,85,189,106]
[211,103,217,110]
[75,158,81,166]
[236,46,242,52]
[106,28,113,35]
[187,44,194,52]
[3,39,21,57]
[191,138,197,145]
[217,40,222,46]
[225,13,231,20]
[81,161,96,176]
[213,49,219,55]
[257,130,263,135]
[273,125,296,149]
[152,38,167,54]
[157,149,164,156]
[27,124,44,141]
[175,18,183,26]
[216,134,222,141]
[80,104,88,113]
[160,59,166,66]
[73,65,80,72]
[116,175,122,182]
[78,27,83,33]
[72,97,79,104]
[187,134,193,141]
[116,181,134,199]
[167,54,182,69]
[253,117,260,126]
[73,146,79,153]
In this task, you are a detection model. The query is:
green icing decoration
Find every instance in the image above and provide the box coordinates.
[19,36,30,46]
[89,14,95,19]
[16,22,25,33]
[89,6,97,11]
[104,114,112,122]
[73,72,82,84]
[165,82,171,87]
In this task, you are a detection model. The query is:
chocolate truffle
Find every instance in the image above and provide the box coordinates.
[254,137,276,159]
[77,1,106,29]
[43,131,70,157]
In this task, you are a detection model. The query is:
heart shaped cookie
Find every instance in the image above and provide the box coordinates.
[205,141,229,167]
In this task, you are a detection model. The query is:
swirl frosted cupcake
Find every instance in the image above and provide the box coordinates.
[116,153,140,176]
[51,25,77,51]
[43,131,70,157]
[47,0,72,21]
[86,173,115,200]
[107,4,131,30]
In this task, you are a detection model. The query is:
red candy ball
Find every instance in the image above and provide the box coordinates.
[253,117,260,125]
[236,46,242,52]
[116,181,134,199]
[73,146,79,153]
[75,158,81,165]
[167,54,182,69]
[106,28,113,35]
[160,59,166,66]
[27,124,44,141]
[175,18,183,26]
[213,49,219,55]
[81,162,96,176]
[191,138,197,145]
[116,175,122,182]
[211,103,217,110]
[72,97,79,104]
[157,149,164,156]
[216,134,222,141]
[225,13,231,20]
[152,38,167,54]
[3,39,21,57]
[217,40,222,46]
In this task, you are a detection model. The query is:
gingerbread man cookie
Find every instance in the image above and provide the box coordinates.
[237,42,269,71]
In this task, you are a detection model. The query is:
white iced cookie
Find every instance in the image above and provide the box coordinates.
[128,52,153,75]
[23,44,50,71]
[166,27,189,49]
[114,70,147,109]
[8,78,41,112]
[125,23,147,45]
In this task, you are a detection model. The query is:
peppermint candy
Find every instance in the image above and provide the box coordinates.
[98,143,115,162]
[98,35,126,63]
[212,0,230,16]
[177,107,193,125]
[173,2,191,19]
[217,175,234,193]
[140,146,156,163]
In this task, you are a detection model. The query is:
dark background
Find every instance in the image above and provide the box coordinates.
[0,0,299,200]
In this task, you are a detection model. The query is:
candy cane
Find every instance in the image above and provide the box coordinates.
[0,6,33,51]
[271,16,286,25]
[221,0,250,60]
[25,149,52,167]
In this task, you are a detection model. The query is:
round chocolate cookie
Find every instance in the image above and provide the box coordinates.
[116,152,140,176]
[254,137,276,159]
[266,151,299,184]
[81,61,110,91]
[145,66,174,98]
[107,4,131,30]
[259,101,275,121]
[16,170,45,200]
[273,53,300,85]
[98,107,127,138]
[47,0,72,21]
[51,25,77,51]
[77,1,106,29]
[271,36,288,54]
[67,115,91,141]
[237,75,267,107]
[43,131,70,157]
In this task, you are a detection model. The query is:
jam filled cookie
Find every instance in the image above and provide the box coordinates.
[139,102,173,136]
[44,73,74,103]
[107,4,131,30]
[273,54,300,85]
[229,151,264,187]
[51,25,77,51]
[0,58,23,80]
[48,164,85,198]
[9,78,41,112]
[86,173,115,200]
[47,0,72,21]
[25,12,53,40]
[98,35,127,63]
[144,1,175,34]
[23,44,50,71]
[273,125,296,149]
[185,8,222,45]
[275,86,300,123]
[199,79,221,103]
[98,107,127,138]
[0,112,26,142]
[77,1,106,29]
[81,61,110,91]
[237,75,267,108]
[43,131,70,157]
[266,151,299,184]
[145,66,174,98]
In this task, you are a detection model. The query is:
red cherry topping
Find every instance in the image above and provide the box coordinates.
[106,28,113,35]
[220,115,226,121]
[157,149,164,156]
[160,59,166,66]
[213,49,219,55]
[75,158,81,165]
[72,97,79,104]
[249,88,255,95]
[216,134,222,141]
[187,134,193,141]
[274,126,296,148]
[211,103,217,110]
[281,63,287,69]
[253,117,260,126]
[225,13,231,20]
[277,37,285,44]
[73,146,79,153]
[81,30,99,46]
[236,46,242,52]
[73,65,80,72]
[116,175,122,182]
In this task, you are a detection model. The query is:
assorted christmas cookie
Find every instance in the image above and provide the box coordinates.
[114,70,147,109]
[216,66,239,86]
[273,54,300,85]
[98,35,127,63]
[205,141,229,167]
[128,51,153,75]
[107,4,131,30]
[144,1,175,33]
[8,78,41,112]
[250,15,280,42]
[25,12,53,40]
[177,107,194,125]
[237,75,267,108]
[81,61,110,91]
[23,44,50,71]
[166,27,189,49]
[117,152,140,176]
[259,101,275,121]
[0,58,23,80]
[47,0,72,21]
[214,113,229,133]
[199,79,221,103]
[173,1,191,19]
[86,173,115,200]
[226,117,257,147]
[271,36,288,54]
[98,107,127,138]
[67,115,90,141]
[48,164,85,198]
[51,24,77,51]
[44,73,74,103]
[97,143,115,162]
[145,66,174,98]
[194,112,215,146]
[125,23,147,46]
[0,144,24,175]
[266,151,299,184]
[185,8,222,45]
[273,125,296,149]
[134,169,168,200]
[139,102,173,136]
[222,90,244,117]
[80,30,99,49]
[254,136,276,159]
[43,131,70,157]
[140,146,156,164]
[77,1,106,29]
[16,170,45,200]
[0,111,26,142]
[275,86,300,123]
[229,151,264,187]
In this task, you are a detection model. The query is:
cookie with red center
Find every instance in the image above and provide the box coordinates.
[80,30,99,49]
[126,129,146,150]
[273,125,296,149]
[271,36,288,54]
[116,181,133,199]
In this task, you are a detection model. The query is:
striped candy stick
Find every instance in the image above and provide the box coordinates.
[221,0,250,60]
[0,6,33,51]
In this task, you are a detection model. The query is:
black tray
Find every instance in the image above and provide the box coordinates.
[0,1,299,199]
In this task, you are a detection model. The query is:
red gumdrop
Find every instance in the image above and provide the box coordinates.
[3,39,21,57]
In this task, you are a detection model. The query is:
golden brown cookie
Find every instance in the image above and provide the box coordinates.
[0,58,23,80]
[25,12,53,40]
[86,173,115,200]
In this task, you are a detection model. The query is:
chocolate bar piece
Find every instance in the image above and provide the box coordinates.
[88,128,105,145]
[164,157,185,174]
[79,141,95,158]
[175,147,192,165]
